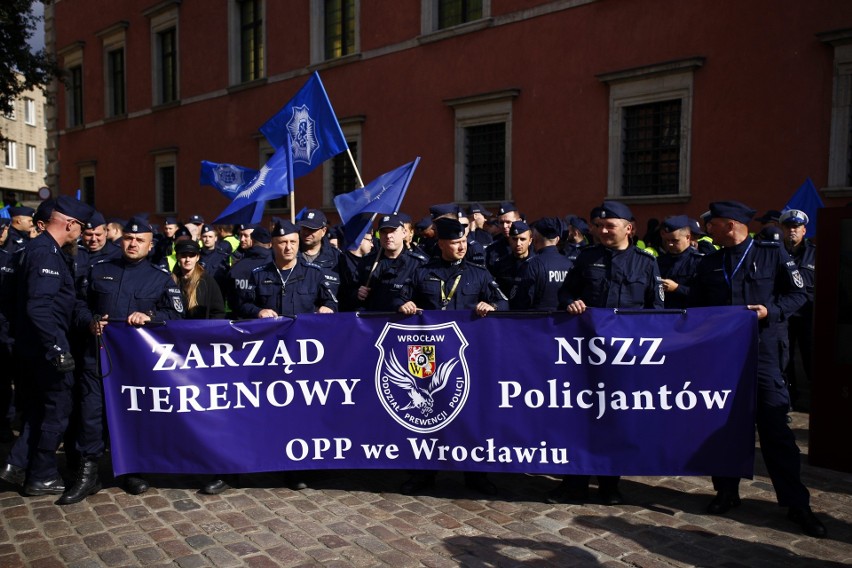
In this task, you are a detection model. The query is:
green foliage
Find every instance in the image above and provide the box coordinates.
[0,0,58,117]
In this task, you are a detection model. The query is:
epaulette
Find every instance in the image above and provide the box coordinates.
[754,240,781,247]
[407,249,428,262]
[635,246,657,257]
[303,261,324,271]
[154,264,171,274]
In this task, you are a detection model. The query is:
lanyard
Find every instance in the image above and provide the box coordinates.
[723,240,753,288]
[277,266,294,296]
[440,274,462,310]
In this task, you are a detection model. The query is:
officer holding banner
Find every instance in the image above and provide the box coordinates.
[0,196,94,496]
[688,200,825,538]
[60,217,185,503]
[551,200,663,506]
[395,216,508,495]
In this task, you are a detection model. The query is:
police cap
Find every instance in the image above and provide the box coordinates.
[186,214,204,225]
[298,209,327,230]
[174,240,201,255]
[164,216,178,225]
[33,199,54,224]
[498,201,518,215]
[688,218,706,236]
[467,203,492,216]
[271,220,299,238]
[661,215,690,232]
[757,209,782,224]
[429,203,462,219]
[200,223,215,235]
[533,217,562,239]
[707,201,756,225]
[434,217,466,240]
[378,214,405,230]
[756,226,783,242]
[509,220,531,236]
[55,195,95,225]
[779,209,809,226]
[9,205,35,218]
[124,216,153,234]
[252,226,272,243]
[591,200,632,221]
[414,215,433,232]
[564,215,589,234]
[86,211,107,230]
[174,225,193,239]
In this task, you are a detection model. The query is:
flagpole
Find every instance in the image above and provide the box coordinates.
[289,192,296,224]
[347,149,365,188]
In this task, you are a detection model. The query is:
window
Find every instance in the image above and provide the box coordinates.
[445,90,518,202]
[438,0,482,29]
[107,48,126,116]
[79,164,96,206]
[26,144,36,172]
[421,0,489,34]
[67,66,84,127]
[155,154,177,213]
[23,98,35,125]
[325,0,357,59]
[821,29,852,191]
[598,57,703,201]
[3,102,15,120]
[230,0,264,84]
[4,141,17,169]
[146,2,180,105]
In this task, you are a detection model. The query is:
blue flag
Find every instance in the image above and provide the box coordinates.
[0,206,9,219]
[200,161,259,199]
[260,72,348,179]
[784,177,824,239]
[212,138,294,225]
[334,158,420,249]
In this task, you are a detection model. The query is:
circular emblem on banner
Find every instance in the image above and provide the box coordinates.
[374,322,470,434]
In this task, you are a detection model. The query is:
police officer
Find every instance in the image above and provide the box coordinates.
[657,215,703,309]
[4,205,35,252]
[688,201,825,538]
[224,225,272,314]
[0,218,15,441]
[237,220,337,319]
[198,223,231,291]
[59,217,186,503]
[561,215,590,262]
[467,203,494,247]
[395,216,508,496]
[353,214,428,312]
[778,209,816,410]
[297,209,341,297]
[76,211,122,277]
[551,200,663,506]
[337,231,374,312]
[690,217,718,255]
[427,204,486,266]
[491,220,534,297]
[511,217,573,311]
[0,196,94,495]
[485,201,522,272]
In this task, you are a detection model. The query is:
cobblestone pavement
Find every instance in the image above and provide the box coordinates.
[1,412,850,567]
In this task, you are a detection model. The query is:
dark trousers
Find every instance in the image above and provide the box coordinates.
[784,314,812,406]
[712,328,809,508]
[75,368,107,459]
[6,359,74,481]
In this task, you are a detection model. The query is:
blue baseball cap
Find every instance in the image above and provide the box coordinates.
[707,201,756,225]
[509,220,531,236]
[661,215,690,232]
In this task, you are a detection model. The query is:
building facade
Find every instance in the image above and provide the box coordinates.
[47,0,852,227]
[1,81,48,203]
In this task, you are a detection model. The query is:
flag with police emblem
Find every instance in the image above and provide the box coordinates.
[260,71,348,179]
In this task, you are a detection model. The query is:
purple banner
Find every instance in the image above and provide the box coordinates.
[102,308,758,477]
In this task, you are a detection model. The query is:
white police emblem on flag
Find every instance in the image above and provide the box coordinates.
[287,104,319,164]
[213,164,247,193]
[375,322,470,433]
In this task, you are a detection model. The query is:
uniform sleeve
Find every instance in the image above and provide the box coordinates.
[557,259,582,310]
[236,271,263,319]
[768,248,808,324]
[483,274,509,310]
[645,258,665,310]
[154,276,186,321]
[25,250,71,356]
[510,260,535,310]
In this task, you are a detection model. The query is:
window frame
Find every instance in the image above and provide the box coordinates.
[98,22,129,119]
[445,89,518,203]
[821,30,852,194]
[79,163,96,207]
[23,98,35,125]
[598,57,703,203]
[322,118,362,207]
[25,144,36,172]
[4,140,17,169]
[154,152,178,214]
[147,3,180,107]
[229,0,266,85]
[421,0,490,35]
[310,0,360,64]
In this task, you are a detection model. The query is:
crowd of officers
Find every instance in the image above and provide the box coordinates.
[0,194,824,538]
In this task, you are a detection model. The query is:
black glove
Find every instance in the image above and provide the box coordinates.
[49,351,76,373]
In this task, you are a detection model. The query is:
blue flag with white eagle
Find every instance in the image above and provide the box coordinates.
[334,158,420,250]
[212,138,294,225]
[260,71,348,179]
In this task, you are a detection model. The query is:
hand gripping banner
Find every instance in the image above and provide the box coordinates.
[101,308,757,477]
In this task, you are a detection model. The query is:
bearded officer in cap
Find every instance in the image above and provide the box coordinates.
[59,216,186,503]
[551,200,663,506]
[0,196,94,495]
[394,216,507,496]
[689,200,826,538]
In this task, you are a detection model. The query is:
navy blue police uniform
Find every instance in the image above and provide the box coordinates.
[354,247,428,312]
[0,221,17,439]
[489,220,534,297]
[688,201,824,538]
[511,218,574,311]
[2,197,95,495]
[223,226,273,314]
[552,201,663,506]
[238,260,337,317]
[656,216,703,309]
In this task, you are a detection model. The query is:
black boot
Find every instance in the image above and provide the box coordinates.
[57,460,101,505]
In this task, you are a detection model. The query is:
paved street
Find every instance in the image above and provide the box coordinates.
[1,411,849,567]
